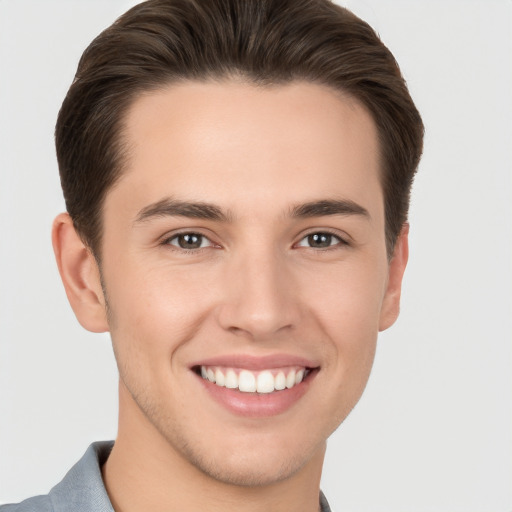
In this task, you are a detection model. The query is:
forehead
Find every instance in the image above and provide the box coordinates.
[111,80,382,221]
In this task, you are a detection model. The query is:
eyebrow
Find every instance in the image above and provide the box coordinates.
[135,198,232,223]
[134,197,370,224]
[290,199,370,219]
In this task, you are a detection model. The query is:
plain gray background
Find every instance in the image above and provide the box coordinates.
[1,1,511,510]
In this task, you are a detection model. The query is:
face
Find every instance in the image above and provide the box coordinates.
[84,81,406,486]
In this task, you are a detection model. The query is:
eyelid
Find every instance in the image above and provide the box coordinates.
[157,227,351,251]
[160,229,220,250]
[169,234,212,249]
[294,229,351,249]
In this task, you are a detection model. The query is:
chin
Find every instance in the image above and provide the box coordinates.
[175,437,319,487]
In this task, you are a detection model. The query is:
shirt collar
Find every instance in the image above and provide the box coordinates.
[49,441,115,512]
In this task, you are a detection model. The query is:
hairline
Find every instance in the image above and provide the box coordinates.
[86,75,393,264]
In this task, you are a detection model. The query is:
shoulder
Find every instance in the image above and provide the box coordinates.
[0,494,53,512]
[319,491,332,512]
[0,441,114,512]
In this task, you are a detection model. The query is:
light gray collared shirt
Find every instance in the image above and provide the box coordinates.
[1,441,332,511]
[1,442,115,512]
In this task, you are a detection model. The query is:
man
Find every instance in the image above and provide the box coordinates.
[1,0,423,510]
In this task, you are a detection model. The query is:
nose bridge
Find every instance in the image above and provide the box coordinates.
[218,240,299,338]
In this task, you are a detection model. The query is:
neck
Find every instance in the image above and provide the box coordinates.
[102,383,325,512]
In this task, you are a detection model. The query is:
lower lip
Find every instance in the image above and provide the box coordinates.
[196,371,315,417]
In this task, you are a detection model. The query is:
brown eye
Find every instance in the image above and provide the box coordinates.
[308,233,332,248]
[297,232,344,249]
[168,233,210,250]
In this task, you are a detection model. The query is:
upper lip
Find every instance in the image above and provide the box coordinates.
[190,353,319,371]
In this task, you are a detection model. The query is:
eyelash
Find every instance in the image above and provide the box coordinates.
[162,230,349,253]
[295,231,349,250]
[163,232,217,253]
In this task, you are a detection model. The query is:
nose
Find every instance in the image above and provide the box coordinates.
[216,247,301,340]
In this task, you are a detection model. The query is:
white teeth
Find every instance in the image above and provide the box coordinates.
[275,371,286,390]
[256,371,275,393]
[286,370,296,389]
[215,368,225,387]
[199,366,309,393]
[225,369,238,389]
[238,370,256,392]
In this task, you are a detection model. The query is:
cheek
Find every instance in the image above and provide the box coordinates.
[303,257,387,337]
[105,263,211,371]
[302,260,385,392]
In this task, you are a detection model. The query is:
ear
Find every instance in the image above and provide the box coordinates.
[379,223,409,331]
[52,213,109,333]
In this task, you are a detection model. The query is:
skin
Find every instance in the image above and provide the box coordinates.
[53,81,408,512]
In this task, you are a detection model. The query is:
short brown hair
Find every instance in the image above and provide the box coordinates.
[56,0,423,258]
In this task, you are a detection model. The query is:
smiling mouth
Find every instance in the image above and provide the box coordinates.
[194,365,313,394]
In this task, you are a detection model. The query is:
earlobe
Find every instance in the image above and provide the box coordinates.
[52,213,109,333]
[379,223,409,332]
